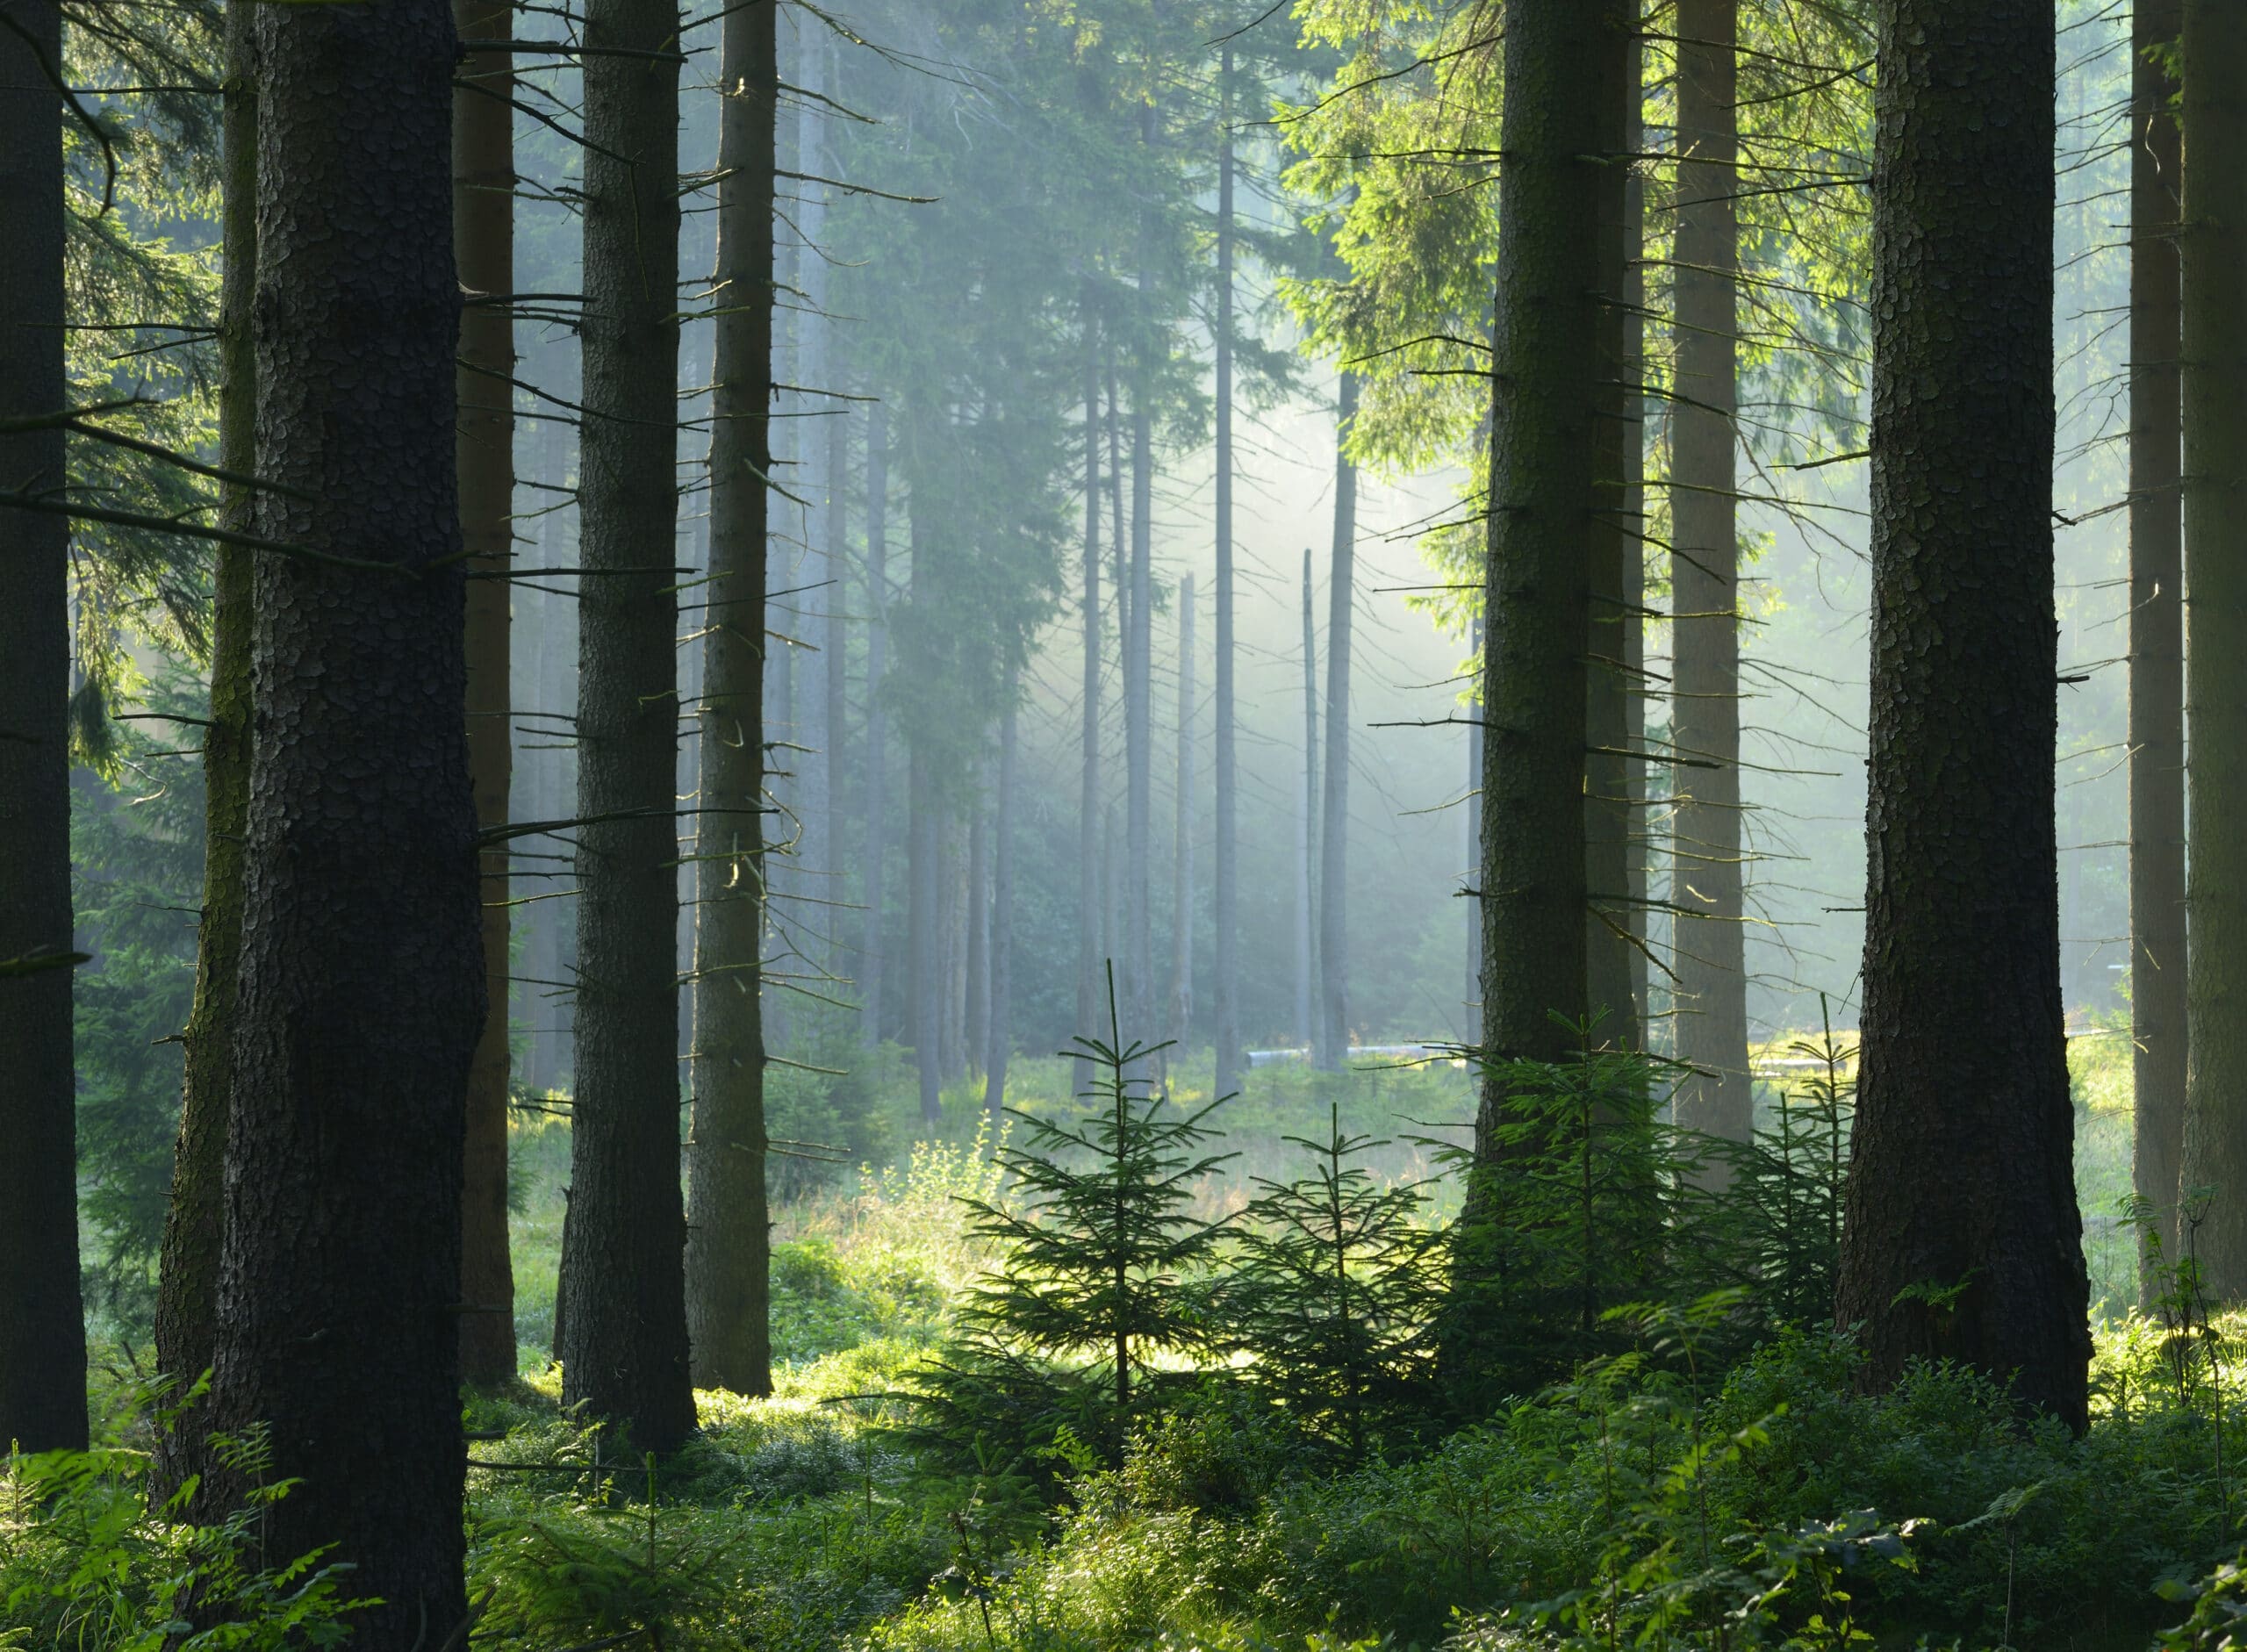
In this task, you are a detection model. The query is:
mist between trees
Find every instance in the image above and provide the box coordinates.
[9,0,2247,1649]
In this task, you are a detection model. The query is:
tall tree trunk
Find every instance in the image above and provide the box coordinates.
[966,779,990,1076]
[1170,575,1196,1057]
[200,0,479,1629]
[0,0,87,1456]
[1833,0,2087,1430]
[1468,0,1606,1089]
[861,403,890,1049]
[560,0,696,1453]
[908,493,942,1130]
[2180,1,2247,1299]
[942,818,966,1081]
[1583,13,1637,1051]
[2130,0,2186,1294]
[1317,377,1358,1071]
[1670,0,1749,1143]
[1077,320,1103,1088]
[1619,23,1648,1037]
[984,670,1018,1119]
[793,21,830,959]
[1464,615,1483,1045]
[1128,258,1155,1038]
[685,0,775,1400]
[154,0,255,1486]
[1212,50,1241,1103]
[824,378,848,968]
[1297,547,1318,1050]
[456,0,518,1386]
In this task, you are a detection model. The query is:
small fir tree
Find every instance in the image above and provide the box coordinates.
[1231,1102,1441,1456]
[918,967,1236,1469]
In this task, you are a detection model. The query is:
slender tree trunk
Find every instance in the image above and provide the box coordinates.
[685,0,775,1400]
[1171,575,1196,1056]
[908,492,943,1130]
[793,21,830,955]
[200,0,479,1630]
[1077,321,1103,1088]
[1619,25,1648,1037]
[456,0,518,1385]
[1464,615,1483,1045]
[1834,0,2087,1430]
[942,819,966,1081]
[1128,236,1156,1041]
[2130,0,2185,1295]
[1317,377,1358,1071]
[1213,50,1241,1103]
[1670,0,1749,1144]
[2181,1,2247,1299]
[984,670,1018,1119]
[560,0,696,1453]
[1469,0,1607,1090]
[154,0,254,1486]
[1583,13,1637,1051]
[861,403,890,1048]
[966,779,990,1076]
[824,379,848,965]
[1297,547,1318,1051]
[0,0,86,1456]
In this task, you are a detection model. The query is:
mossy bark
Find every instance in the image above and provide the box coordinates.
[1833,0,2088,1432]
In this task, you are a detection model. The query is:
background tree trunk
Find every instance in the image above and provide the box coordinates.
[1077,323,1102,1090]
[861,403,889,1049]
[1833,0,2088,1430]
[154,0,255,1484]
[456,0,518,1387]
[984,671,1018,1120]
[1213,52,1241,1103]
[0,0,87,1457]
[1297,547,1317,1051]
[1619,22,1648,1042]
[1670,0,1749,1144]
[1171,575,1196,1059]
[2180,0,2247,1299]
[200,0,480,1631]
[966,781,990,1075]
[1464,614,1482,1044]
[908,496,942,1130]
[1317,377,1358,1072]
[2129,0,2185,1294]
[793,21,831,960]
[686,0,776,1400]
[559,0,696,1454]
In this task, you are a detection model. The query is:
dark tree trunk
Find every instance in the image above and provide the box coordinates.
[1077,320,1103,1089]
[2180,0,2247,1299]
[1212,52,1241,1103]
[1170,575,1196,1057]
[984,669,1018,1120]
[199,0,479,1632]
[560,0,696,1453]
[2129,0,2183,1296]
[1296,547,1317,1048]
[154,0,255,1487]
[861,402,889,1049]
[1582,13,1637,1051]
[1670,0,1749,1143]
[1834,0,2087,1430]
[0,0,87,1456]
[1468,0,1608,1094]
[1317,377,1358,1071]
[456,0,518,1386]
[685,0,775,1400]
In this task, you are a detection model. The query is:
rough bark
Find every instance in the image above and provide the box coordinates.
[984,670,1018,1120]
[861,403,890,1049]
[0,0,87,1457]
[1170,575,1196,1056]
[2180,1,2247,1299]
[1317,377,1358,1071]
[2129,0,2184,1293]
[1670,0,1750,1144]
[1077,322,1103,1089]
[685,0,776,1400]
[1469,0,1608,1098]
[198,0,479,1632]
[1834,0,2087,1430]
[456,0,518,1385]
[1297,546,1318,1049]
[1213,52,1241,1103]
[560,0,696,1453]
[1583,11,1637,1050]
[153,0,254,1484]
